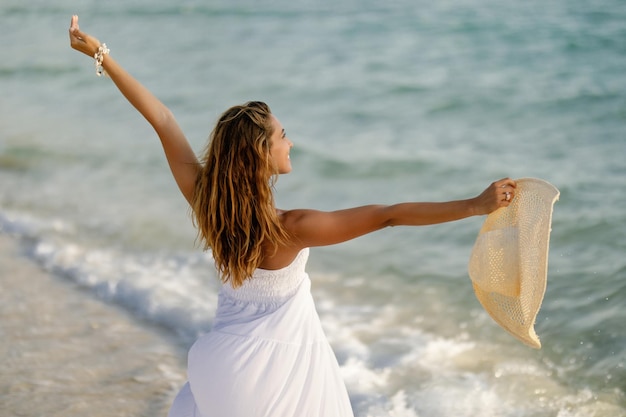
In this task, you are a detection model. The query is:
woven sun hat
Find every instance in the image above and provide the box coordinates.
[468,178,559,349]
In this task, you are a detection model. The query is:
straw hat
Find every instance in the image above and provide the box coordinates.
[468,178,559,349]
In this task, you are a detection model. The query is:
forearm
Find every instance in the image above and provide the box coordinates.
[100,55,171,132]
[383,178,517,226]
[384,199,478,227]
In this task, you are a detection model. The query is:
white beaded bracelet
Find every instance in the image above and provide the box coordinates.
[94,43,110,77]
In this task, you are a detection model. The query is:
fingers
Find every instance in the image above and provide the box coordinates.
[495,177,516,189]
[69,15,84,46]
[69,15,81,38]
[70,15,79,31]
[494,177,516,206]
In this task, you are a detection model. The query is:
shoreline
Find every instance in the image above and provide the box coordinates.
[0,233,187,417]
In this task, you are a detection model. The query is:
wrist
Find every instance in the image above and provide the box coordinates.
[467,197,482,217]
[94,43,110,77]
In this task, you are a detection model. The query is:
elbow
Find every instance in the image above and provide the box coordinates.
[379,205,398,228]
[152,107,176,132]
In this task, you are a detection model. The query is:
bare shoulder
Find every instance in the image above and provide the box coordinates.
[279,208,314,225]
[279,208,324,238]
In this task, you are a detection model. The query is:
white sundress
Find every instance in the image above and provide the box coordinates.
[167,248,354,417]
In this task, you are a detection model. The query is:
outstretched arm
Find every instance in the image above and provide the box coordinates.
[282,178,517,248]
[68,15,199,204]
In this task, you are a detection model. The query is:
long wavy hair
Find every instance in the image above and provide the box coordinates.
[192,101,290,288]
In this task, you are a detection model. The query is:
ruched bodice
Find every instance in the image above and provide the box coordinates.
[219,248,309,304]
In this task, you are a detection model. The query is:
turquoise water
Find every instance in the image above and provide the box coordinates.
[1,1,625,415]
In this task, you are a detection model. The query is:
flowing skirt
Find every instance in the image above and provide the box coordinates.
[168,277,354,417]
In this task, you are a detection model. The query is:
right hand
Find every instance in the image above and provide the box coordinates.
[472,177,517,216]
[69,15,102,58]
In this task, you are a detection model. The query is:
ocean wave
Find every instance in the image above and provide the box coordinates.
[0,210,217,342]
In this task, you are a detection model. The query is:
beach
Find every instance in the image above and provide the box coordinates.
[1,0,625,415]
[0,234,186,417]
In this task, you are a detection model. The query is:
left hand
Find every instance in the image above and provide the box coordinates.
[473,177,517,215]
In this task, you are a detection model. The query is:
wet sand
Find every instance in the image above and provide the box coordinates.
[0,233,187,417]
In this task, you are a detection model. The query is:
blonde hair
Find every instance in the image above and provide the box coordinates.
[192,101,290,287]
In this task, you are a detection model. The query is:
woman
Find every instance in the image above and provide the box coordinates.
[69,15,515,417]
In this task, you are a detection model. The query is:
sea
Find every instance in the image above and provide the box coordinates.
[1,0,625,416]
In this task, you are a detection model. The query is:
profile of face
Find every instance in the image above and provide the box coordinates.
[269,114,293,175]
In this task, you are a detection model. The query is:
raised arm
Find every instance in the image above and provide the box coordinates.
[68,15,199,204]
[282,178,517,248]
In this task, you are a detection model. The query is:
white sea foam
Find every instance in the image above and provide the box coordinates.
[33,239,219,341]
[0,210,214,342]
